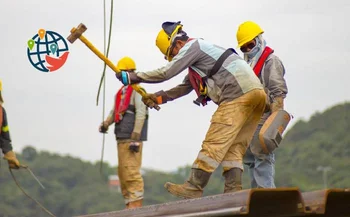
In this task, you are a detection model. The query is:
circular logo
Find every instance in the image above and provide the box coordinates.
[27,29,69,72]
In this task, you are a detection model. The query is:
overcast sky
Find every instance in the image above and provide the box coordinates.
[1,0,349,172]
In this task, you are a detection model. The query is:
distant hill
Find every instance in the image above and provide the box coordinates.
[275,102,350,190]
[0,102,349,217]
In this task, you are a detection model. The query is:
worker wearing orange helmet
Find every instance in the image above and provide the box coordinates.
[0,80,21,169]
[236,21,288,188]
[116,21,266,199]
[99,57,148,208]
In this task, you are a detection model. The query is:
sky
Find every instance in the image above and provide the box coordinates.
[1,0,349,172]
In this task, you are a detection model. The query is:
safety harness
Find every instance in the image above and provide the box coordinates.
[253,46,274,76]
[188,47,238,106]
[114,85,133,123]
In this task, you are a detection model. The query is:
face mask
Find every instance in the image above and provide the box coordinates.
[244,38,261,59]
[246,45,260,59]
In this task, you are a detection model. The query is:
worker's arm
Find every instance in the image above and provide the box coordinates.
[141,75,193,109]
[99,95,116,133]
[264,55,288,112]
[0,107,13,155]
[131,92,147,141]
[154,75,193,104]
[104,98,116,126]
[118,40,201,85]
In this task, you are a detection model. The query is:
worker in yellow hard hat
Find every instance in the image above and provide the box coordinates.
[116,21,267,199]
[236,21,288,189]
[0,80,21,169]
[99,57,148,209]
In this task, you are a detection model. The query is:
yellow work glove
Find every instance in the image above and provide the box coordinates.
[270,96,284,113]
[142,93,162,110]
[4,150,20,169]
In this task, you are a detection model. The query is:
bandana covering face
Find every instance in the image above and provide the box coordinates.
[244,34,267,69]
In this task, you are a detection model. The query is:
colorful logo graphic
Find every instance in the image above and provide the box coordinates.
[27,29,69,72]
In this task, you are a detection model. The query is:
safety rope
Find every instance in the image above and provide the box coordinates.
[10,166,56,217]
[97,0,114,175]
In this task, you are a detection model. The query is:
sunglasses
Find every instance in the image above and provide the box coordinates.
[240,41,256,53]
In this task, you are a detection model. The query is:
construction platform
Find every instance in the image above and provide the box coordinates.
[76,188,350,217]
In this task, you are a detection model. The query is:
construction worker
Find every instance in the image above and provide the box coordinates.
[0,80,21,169]
[236,21,288,188]
[116,21,266,199]
[99,57,148,208]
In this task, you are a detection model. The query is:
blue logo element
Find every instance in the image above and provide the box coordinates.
[27,29,69,73]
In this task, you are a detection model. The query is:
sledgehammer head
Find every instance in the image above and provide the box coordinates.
[67,23,87,43]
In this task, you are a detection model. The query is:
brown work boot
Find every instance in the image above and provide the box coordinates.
[164,169,211,199]
[223,168,243,193]
[127,199,142,209]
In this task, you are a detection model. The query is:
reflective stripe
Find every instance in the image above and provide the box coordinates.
[124,192,144,204]
[134,191,144,198]
[125,110,134,114]
[221,160,244,170]
[2,125,9,132]
[197,152,220,169]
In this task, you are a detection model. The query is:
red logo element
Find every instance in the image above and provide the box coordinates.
[45,52,70,72]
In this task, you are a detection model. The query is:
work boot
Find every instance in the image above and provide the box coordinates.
[223,168,243,193]
[164,169,211,199]
[127,199,142,209]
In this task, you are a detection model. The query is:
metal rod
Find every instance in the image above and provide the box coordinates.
[163,207,244,217]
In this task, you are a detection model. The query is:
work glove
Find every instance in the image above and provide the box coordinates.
[99,121,109,133]
[270,96,284,113]
[129,142,141,153]
[142,93,162,110]
[130,132,141,141]
[4,150,20,169]
[116,71,142,86]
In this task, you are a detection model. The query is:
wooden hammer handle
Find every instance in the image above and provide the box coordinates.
[78,35,160,110]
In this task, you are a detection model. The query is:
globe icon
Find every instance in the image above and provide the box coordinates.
[27,30,69,72]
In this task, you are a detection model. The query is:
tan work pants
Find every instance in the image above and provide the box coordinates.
[192,89,266,173]
[117,140,144,204]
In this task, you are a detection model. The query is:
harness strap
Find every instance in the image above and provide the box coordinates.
[209,48,237,78]
[253,46,274,76]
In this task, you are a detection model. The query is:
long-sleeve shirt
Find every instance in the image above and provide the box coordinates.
[260,54,288,102]
[0,106,13,154]
[136,38,263,105]
[106,90,148,135]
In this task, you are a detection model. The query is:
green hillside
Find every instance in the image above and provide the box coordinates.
[0,102,349,217]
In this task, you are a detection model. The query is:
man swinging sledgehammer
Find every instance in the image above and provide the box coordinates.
[115,21,267,199]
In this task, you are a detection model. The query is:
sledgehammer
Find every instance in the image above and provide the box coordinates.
[67,23,160,110]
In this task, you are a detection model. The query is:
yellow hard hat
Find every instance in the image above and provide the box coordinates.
[236,21,264,48]
[116,56,136,71]
[0,79,2,91]
[156,21,183,61]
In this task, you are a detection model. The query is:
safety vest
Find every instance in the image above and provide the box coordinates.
[253,46,274,77]
[114,85,133,123]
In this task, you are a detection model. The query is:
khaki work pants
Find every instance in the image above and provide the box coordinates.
[192,89,266,173]
[117,140,144,204]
